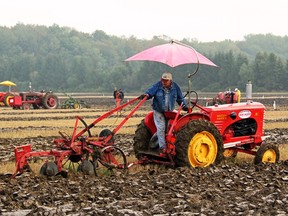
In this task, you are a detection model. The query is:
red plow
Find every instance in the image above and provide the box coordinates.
[12,97,148,178]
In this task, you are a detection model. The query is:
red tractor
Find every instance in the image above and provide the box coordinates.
[9,90,59,109]
[134,93,278,167]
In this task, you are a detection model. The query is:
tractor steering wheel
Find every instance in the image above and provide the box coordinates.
[183,90,198,109]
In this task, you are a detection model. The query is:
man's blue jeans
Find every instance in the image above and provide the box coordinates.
[153,110,166,149]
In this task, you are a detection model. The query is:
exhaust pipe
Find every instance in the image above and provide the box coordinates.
[246,80,252,103]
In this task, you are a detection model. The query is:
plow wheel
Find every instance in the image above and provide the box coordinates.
[254,143,280,165]
[39,161,59,176]
[99,129,114,143]
[98,146,128,175]
[175,120,224,168]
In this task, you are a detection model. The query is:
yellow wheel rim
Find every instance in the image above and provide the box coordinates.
[5,95,13,106]
[223,149,236,158]
[262,149,277,163]
[74,103,80,109]
[188,131,218,167]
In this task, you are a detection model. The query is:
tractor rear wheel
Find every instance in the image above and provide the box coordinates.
[254,143,279,164]
[74,102,81,109]
[43,93,59,109]
[3,93,13,106]
[133,120,152,159]
[174,119,224,168]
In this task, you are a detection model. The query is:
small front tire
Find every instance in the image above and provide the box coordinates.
[254,143,279,165]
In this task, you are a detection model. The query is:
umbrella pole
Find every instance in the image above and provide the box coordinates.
[187,75,192,112]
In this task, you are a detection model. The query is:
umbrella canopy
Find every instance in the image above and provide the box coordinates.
[0,80,17,86]
[125,40,218,68]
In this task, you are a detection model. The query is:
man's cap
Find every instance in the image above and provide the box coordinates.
[235,88,238,91]
[161,72,172,80]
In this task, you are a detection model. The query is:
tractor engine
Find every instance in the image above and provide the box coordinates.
[203,101,265,149]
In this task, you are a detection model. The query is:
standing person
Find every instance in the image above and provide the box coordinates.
[113,88,122,108]
[235,88,241,103]
[139,72,188,155]
[119,89,124,102]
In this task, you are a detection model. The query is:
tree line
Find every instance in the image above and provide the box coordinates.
[0,24,288,93]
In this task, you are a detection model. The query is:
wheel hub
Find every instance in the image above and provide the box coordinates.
[188,131,217,167]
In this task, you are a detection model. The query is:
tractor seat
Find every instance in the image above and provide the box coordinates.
[164,110,182,120]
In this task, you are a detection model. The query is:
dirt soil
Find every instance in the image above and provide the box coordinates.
[0,97,288,215]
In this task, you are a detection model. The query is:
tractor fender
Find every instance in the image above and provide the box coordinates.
[174,113,210,132]
[143,111,157,135]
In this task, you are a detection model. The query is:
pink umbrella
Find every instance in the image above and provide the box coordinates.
[125,40,218,68]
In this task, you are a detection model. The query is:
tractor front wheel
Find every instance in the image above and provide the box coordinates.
[254,143,279,164]
[175,120,224,168]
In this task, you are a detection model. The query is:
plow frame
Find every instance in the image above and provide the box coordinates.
[12,96,148,178]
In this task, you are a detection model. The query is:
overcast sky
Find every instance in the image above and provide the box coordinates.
[0,0,287,42]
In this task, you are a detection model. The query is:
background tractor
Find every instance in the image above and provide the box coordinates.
[207,90,239,106]
[9,90,59,109]
[61,92,90,109]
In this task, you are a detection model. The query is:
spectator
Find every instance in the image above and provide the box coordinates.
[235,88,241,103]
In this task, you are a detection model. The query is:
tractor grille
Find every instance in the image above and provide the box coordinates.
[263,110,266,134]
[214,121,223,132]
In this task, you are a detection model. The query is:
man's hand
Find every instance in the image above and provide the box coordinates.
[138,94,148,100]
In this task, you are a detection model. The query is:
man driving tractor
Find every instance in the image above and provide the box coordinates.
[139,72,188,156]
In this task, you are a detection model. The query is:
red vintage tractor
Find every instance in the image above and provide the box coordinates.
[134,94,278,167]
[8,90,59,109]
[12,80,279,178]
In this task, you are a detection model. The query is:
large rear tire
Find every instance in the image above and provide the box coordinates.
[43,93,59,109]
[3,93,13,106]
[174,119,224,168]
[133,120,152,159]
